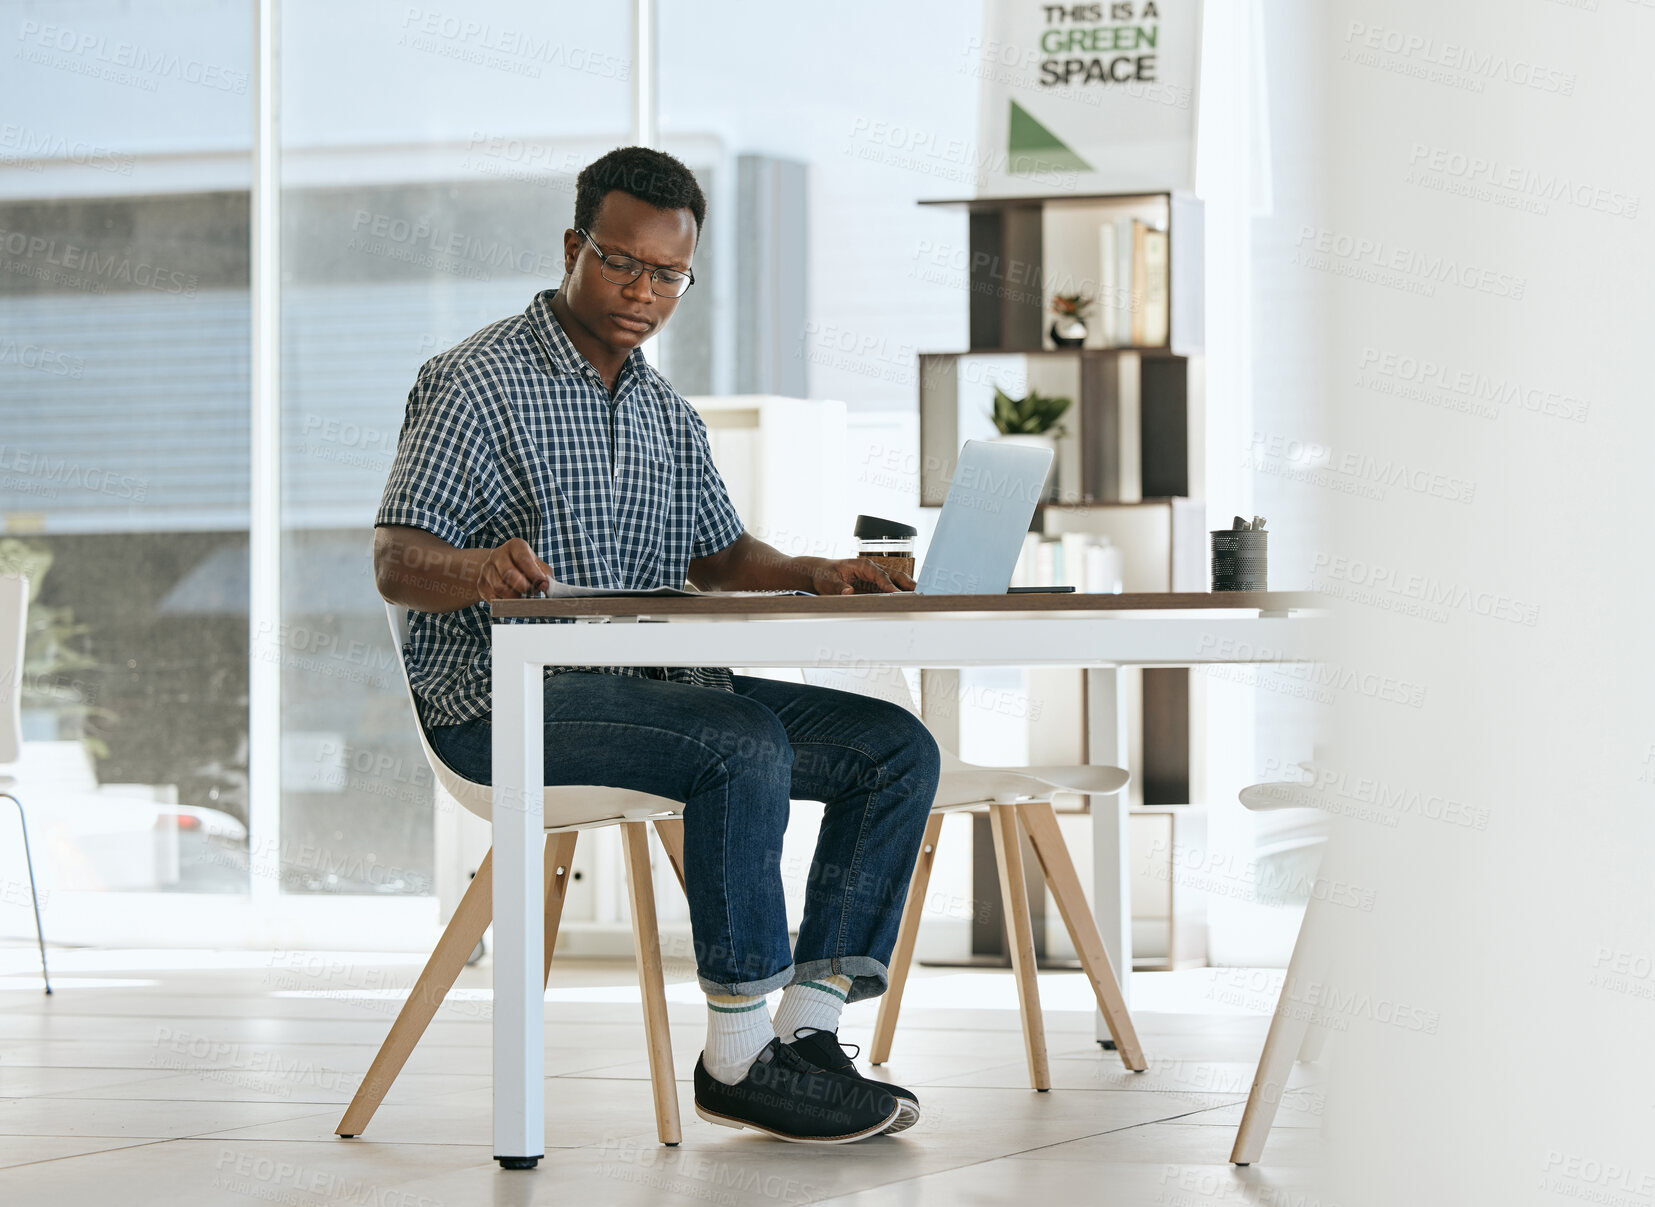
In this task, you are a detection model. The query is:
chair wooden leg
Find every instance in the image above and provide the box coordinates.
[339,832,577,1140]
[543,832,579,986]
[621,821,681,1146]
[337,847,495,1137]
[1018,801,1146,1071]
[989,804,1050,1091]
[651,817,688,895]
[1231,899,1323,1166]
[871,812,944,1066]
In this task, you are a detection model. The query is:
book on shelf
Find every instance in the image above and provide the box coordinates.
[1141,226,1169,347]
[1129,219,1149,345]
[1115,219,1170,348]
[1097,222,1118,346]
[1114,215,1137,347]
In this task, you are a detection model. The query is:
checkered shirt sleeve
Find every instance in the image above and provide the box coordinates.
[375,370,498,547]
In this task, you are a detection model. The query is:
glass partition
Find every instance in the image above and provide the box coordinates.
[275,0,635,895]
[0,1,253,907]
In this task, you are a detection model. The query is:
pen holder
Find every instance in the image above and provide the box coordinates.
[1211,530,1267,592]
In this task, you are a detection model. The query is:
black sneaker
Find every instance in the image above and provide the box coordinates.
[694,1037,899,1144]
[783,1028,921,1135]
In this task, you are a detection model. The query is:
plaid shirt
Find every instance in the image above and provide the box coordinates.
[375,289,745,727]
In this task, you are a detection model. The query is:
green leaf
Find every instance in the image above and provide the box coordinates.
[988,384,1073,436]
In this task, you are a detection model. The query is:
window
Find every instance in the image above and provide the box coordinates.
[1,4,254,907]
[275,0,635,895]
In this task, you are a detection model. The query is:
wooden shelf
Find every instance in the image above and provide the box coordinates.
[918,189,1203,506]
[918,190,1178,209]
[921,346,1186,358]
[919,350,1197,505]
[916,186,1213,816]
[926,190,1201,357]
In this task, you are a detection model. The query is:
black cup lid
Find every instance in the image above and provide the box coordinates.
[854,514,918,541]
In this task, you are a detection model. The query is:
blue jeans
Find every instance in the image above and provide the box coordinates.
[422,672,941,1004]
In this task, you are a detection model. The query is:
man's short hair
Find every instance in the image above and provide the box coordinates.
[574,146,706,236]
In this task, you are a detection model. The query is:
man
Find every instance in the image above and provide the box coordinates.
[373,146,939,1143]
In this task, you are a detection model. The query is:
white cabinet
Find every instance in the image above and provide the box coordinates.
[688,395,850,560]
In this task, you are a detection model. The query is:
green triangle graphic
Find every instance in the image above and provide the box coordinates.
[1007,99,1092,174]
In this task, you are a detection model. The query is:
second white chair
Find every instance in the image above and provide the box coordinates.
[1230,771,1332,1166]
[797,664,1148,1086]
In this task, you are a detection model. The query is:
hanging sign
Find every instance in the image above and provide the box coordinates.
[970,1,1203,196]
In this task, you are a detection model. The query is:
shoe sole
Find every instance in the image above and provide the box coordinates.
[694,1101,901,1144]
[882,1099,920,1135]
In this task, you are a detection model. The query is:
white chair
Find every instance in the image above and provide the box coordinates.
[336,604,691,1146]
[1230,771,1331,1166]
[797,665,1147,1085]
[0,574,50,995]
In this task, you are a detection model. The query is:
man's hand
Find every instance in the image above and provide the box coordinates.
[688,532,916,594]
[374,526,553,612]
[805,557,915,595]
[476,538,554,601]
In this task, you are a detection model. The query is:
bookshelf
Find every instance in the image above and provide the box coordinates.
[916,190,1204,509]
[916,190,1209,969]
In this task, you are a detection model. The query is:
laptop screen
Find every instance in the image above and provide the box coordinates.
[915,439,1054,595]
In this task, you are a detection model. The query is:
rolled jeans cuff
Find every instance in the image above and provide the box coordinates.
[790,956,891,1005]
[697,964,795,1000]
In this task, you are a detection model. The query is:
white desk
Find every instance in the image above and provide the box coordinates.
[486,592,1322,1166]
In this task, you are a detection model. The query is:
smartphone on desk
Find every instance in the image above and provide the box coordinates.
[1006,585,1076,593]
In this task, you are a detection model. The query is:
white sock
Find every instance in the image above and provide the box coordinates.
[703,992,774,1085]
[773,974,853,1043]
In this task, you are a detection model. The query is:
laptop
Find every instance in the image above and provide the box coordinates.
[915,438,1054,595]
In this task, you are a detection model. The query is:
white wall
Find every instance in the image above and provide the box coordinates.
[660,0,984,410]
[1306,0,1653,1198]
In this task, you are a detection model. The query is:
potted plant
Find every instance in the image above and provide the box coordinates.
[990,385,1071,501]
[1049,292,1094,347]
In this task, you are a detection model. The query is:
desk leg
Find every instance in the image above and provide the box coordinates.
[1086,667,1133,1043]
[493,635,544,1169]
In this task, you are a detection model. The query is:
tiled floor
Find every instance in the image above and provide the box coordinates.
[0,943,1327,1204]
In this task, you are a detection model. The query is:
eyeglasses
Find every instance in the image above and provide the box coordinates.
[575,228,695,298]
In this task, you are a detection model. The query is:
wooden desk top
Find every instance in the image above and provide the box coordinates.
[491,590,1318,620]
